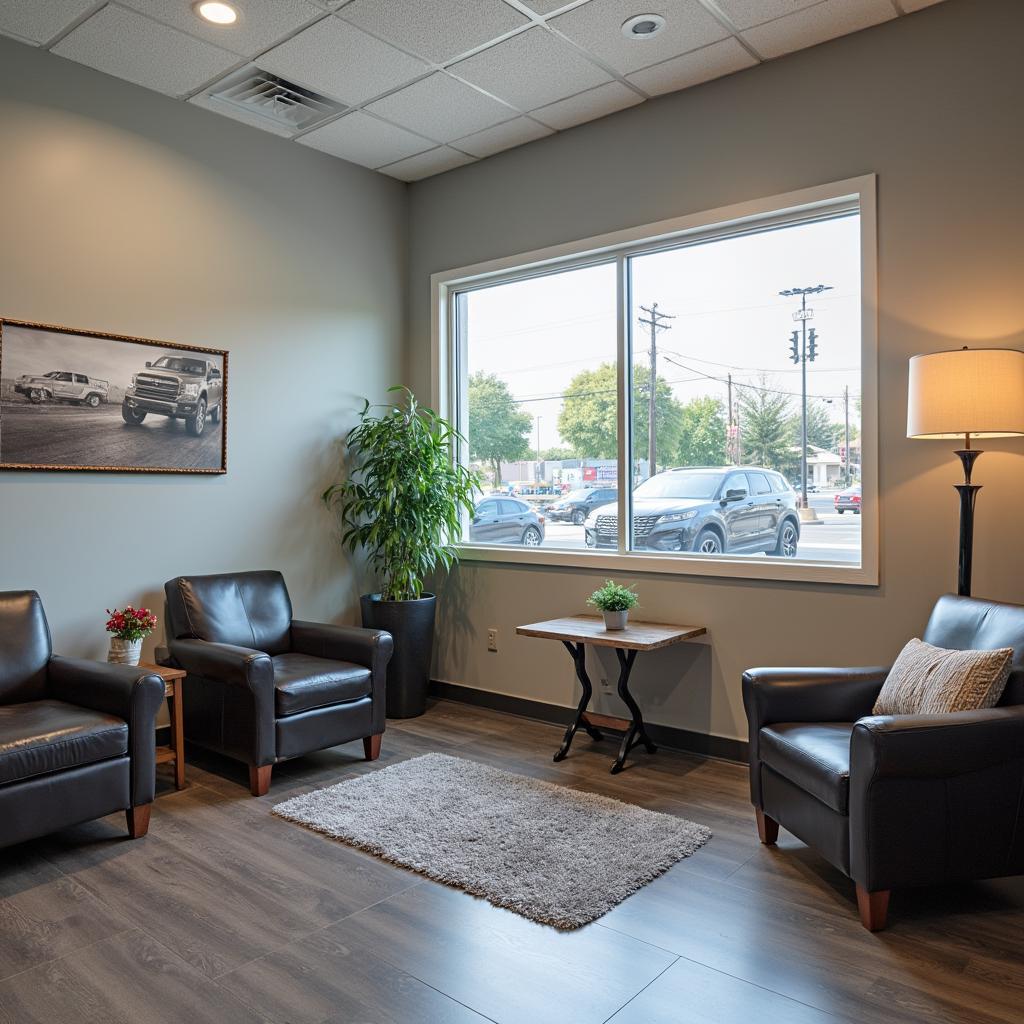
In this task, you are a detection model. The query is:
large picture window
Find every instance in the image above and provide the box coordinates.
[435,178,877,585]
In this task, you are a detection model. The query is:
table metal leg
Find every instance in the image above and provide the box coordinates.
[610,648,657,774]
[553,641,603,762]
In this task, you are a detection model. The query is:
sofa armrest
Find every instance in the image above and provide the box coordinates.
[743,666,890,731]
[849,706,1024,891]
[168,638,273,695]
[290,620,393,671]
[47,656,164,806]
[851,706,1024,778]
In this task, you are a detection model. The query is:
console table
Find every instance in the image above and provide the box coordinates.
[515,616,706,774]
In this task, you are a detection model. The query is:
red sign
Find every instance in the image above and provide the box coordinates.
[582,467,597,481]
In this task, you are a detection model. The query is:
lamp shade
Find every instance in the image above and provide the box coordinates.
[907,347,1024,440]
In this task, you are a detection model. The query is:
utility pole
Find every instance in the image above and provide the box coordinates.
[727,373,734,463]
[638,303,675,477]
[843,385,850,486]
[780,284,832,510]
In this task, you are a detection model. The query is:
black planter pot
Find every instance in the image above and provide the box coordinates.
[360,592,436,719]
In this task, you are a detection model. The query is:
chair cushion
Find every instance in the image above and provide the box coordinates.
[272,653,372,717]
[759,722,853,815]
[872,638,1012,716]
[0,700,128,786]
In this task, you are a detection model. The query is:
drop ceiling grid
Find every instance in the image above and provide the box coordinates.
[4,0,935,178]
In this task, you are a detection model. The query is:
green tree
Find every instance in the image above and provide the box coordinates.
[677,396,727,466]
[467,372,532,482]
[737,379,792,470]
[539,446,575,461]
[557,362,683,467]
[790,400,841,453]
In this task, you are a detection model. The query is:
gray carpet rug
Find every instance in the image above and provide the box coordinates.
[272,752,711,929]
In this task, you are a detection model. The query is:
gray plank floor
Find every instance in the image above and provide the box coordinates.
[1,699,1022,1024]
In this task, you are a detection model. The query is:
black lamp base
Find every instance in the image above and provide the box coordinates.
[954,449,982,597]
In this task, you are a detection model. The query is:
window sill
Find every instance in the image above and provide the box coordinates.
[455,543,878,587]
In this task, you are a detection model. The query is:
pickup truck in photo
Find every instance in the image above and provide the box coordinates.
[122,355,224,437]
[13,370,110,407]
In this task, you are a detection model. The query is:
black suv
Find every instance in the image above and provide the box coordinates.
[585,466,801,557]
[544,487,617,526]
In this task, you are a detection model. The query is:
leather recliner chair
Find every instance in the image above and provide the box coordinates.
[743,594,1024,931]
[162,570,393,795]
[0,591,164,848]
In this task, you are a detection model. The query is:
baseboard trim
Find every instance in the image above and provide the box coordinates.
[429,680,748,764]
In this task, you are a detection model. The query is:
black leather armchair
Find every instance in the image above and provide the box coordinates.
[743,594,1024,931]
[162,571,393,795]
[0,591,164,848]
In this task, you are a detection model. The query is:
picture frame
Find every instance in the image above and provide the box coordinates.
[0,318,228,474]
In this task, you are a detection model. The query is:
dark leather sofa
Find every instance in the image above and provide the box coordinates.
[743,594,1024,930]
[0,591,164,848]
[162,570,393,795]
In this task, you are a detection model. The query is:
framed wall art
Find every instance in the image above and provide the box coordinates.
[0,319,227,474]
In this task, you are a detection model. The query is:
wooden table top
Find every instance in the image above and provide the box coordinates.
[516,615,706,651]
[138,660,185,694]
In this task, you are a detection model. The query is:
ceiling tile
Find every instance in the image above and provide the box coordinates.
[712,1,824,32]
[379,146,476,181]
[297,110,433,166]
[366,73,517,143]
[257,16,428,105]
[118,0,324,59]
[530,81,642,130]
[188,91,298,138]
[450,26,612,111]
[52,5,238,98]
[0,0,97,45]
[453,116,553,158]
[742,0,896,60]
[519,1,577,14]
[339,0,529,63]
[550,0,729,75]
[901,0,946,10]
[626,37,757,96]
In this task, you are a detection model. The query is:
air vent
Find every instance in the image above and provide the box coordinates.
[206,66,344,132]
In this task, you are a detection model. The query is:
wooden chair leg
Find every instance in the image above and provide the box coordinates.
[363,734,382,761]
[249,764,272,796]
[126,803,152,839]
[856,885,890,931]
[755,808,779,845]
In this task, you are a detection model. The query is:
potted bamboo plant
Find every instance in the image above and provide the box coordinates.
[324,387,478,718]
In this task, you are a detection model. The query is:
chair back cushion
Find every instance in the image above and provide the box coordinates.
[923,594,1024,706]
[0,591,52,704]
[164,571,292,655]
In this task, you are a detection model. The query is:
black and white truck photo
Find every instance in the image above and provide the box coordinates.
[0,319,227,473]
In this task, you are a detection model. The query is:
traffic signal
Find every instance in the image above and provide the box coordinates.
[807,328,818,362]
[789,331,800,364]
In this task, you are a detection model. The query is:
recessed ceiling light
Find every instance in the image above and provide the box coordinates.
[621,14,666,40]
[194,1,239,25]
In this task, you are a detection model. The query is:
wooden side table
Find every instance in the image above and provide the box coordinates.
[140,661,186,790]
[516,616,707,774]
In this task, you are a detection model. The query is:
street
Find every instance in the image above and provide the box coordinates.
[537,492,861,563]
[0,400,224,470]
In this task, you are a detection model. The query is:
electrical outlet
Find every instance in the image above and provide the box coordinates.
[487,628,498,652]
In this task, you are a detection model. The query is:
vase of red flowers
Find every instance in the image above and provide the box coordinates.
[105,605,157,666]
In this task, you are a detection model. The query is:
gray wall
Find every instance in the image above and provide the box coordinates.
[0,37,407,663]
[406,0,1024,743]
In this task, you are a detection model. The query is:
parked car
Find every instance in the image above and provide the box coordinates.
[545,487,617,526]
[13,370,109,407]
[834,485,862,514]
[791,479,819,493]
[122,356,224,436]
[585,466,801,557]
[470,497,545,546]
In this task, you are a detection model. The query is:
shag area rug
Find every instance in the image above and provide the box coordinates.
[272,752,711,929]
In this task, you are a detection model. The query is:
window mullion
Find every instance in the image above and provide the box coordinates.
[616,254,630,556]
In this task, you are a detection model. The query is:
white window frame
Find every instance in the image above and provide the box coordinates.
[431,176,879,586]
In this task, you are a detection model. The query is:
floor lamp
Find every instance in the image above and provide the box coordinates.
[907,347,1024,596]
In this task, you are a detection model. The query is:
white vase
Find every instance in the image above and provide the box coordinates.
[108,637,143,666]
[603,609,628,630]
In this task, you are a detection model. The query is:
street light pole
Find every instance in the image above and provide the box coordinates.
[780,284,832,509]
[638,303,675,477]
[843,385,850,486]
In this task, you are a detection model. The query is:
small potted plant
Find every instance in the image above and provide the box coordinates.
[587,580,639,631]
[105,605,158,666]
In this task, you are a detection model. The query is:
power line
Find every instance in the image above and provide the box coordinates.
[662,355,857,402]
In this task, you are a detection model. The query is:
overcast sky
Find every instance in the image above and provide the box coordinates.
[465,213,862,453]
[1,325,223,387]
